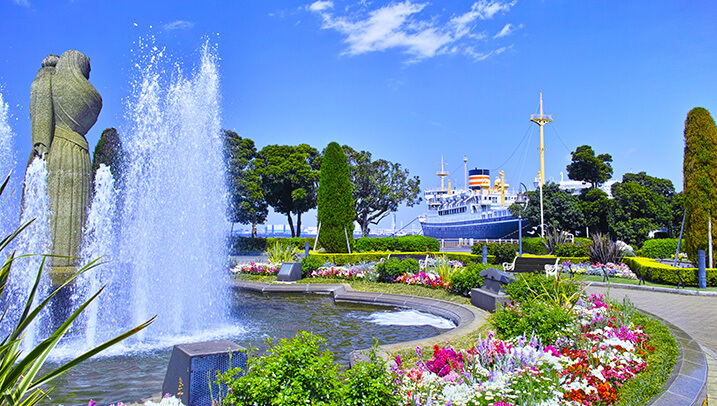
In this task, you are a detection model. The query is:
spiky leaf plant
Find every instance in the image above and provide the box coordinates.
[589,233,625,265]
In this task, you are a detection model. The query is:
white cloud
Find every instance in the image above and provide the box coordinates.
[12,0,30,7]
[163,20,195,31]
[309,0,334,12]
[493,23,512,38]
[307,0,519,62]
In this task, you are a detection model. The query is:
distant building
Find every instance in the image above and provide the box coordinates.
[557,172,617,198]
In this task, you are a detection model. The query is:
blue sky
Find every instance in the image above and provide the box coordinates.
[1,0,716,230]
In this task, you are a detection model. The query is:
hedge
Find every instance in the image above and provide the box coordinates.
[636,239,679,259]
[228,236,267,254]
[355,236,440,252]
[266,237,316,250]
[623,257,717,287]
[309,251,496,266]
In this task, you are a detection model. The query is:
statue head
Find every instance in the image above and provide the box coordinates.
[57,50,91,79]
[42,54,59,68]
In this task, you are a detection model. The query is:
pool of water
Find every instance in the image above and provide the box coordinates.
[42,290,453,405]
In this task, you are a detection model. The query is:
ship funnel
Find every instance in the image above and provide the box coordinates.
[468,169,490,190]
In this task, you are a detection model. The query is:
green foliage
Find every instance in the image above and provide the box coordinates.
[589,233,625,264]
[227,236,267,254]
[615,312,678,406]
[0,176,152,405]
[623,257,717,287]
[255,144,321,237]
[224,130,268,237]
[554,243,590,258]
[683,107,717,261]
[317,142,355,253]
[302,255,325,276]
[609,174,673,246]
[509,183,584,233]
[448,263,492,297]
[376,258,418,282]
[267,237,316,250]
[265,242,299,265]
[341,346,401,406]
[355,235,439,252]
[566,144,613,188]
[504,273,581,304]
[522,237,548,254]
[343,145,422,237]
[309,251,493,266]
[471,242,517,264]
[637,238,679,259]
[578,188,611,234]
[541,227,571,254]
[219,331,341,406]
[92,127,124,182]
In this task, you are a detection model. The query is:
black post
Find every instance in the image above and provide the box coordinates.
[305,242,310,257]
[698,250,707,289]
[519,216,523,257]
[482,245,488,265]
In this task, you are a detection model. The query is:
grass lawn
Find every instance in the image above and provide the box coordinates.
[571,273,717,292]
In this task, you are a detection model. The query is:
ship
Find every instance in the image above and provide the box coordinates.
[419,92,552,240]
[418,160,520,240]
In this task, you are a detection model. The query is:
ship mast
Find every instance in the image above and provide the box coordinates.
[437,156,449,191]
[530,91,553,186]
[463,156,468,191]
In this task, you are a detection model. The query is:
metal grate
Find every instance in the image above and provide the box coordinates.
[189,353,246,405]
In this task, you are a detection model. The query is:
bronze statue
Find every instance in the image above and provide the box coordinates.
[28,50,102,284]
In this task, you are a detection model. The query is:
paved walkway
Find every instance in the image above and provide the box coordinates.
[586,285,716,404]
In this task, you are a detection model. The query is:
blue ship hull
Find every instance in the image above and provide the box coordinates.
[420,215,520,240]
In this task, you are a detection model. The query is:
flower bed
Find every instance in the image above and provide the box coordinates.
[308,265,376,280]
[230,261,280,275]
[394,294,653,405]
[561,261,638,280]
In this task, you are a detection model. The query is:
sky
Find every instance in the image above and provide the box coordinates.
[1,0,716,232]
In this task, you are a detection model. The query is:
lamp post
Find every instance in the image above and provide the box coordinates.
[533,173,545,238]
[516,183,529,257]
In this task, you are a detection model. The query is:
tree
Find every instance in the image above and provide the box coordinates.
[92,128,123,181]
[578,188,611,235]
[566,145,613,188]
[608,174,673,246]
[508,182,584,234]
[683,107,717,261]
[255,144,320,237]
[317,142,355,252]
[223,130,268,237]
[342,146,422,237]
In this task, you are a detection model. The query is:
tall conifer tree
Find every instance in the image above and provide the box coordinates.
[317,142,355,253]
[683,107,717,262]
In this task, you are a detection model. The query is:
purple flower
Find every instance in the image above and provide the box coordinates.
[87,401,96,406]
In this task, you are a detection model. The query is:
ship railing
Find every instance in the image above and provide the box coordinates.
[439,238,519,249]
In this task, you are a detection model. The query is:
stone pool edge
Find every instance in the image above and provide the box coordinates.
[230,280,488,359]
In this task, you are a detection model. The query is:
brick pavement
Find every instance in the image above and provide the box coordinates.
[586,285,716,404]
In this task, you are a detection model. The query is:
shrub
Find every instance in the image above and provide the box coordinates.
[504,273,582,305]
[302,255,325,276]
[317,142,355,253]
[355,236,439,252]
[554,243,589,257]
[522,237,548,254]
[471,242,517,264]
[589,233,625,264]
[449,263,492,297]
[219,331,341,406]
[265,242,299,264]
[227,236,267,254]
[490,300,576,345]
[637,238,679,259]
[541,227,572,254]
[266,237,315,250]
[309,252,494,266]
[376,258,405,283]
[623,257,717,287]
[341,346,401,406]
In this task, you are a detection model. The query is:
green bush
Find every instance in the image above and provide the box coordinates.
[309,251,494,266]
[522,237,548,255]
[401,258,420,274]
[471,242,518,264]
[228,236,267,254]
[267,237,315,250]
[355,235,440,252]
[317,142,355,253]
[504,273,582,305]
[302,255,325,276]
[219,331,341,406]
[376,258,405,283]
[490,300,576,345]
[554,243,590,258]
[341,347,401,406]
[623,257,717,287]
[637,238,679,259]
[448,263,492,297]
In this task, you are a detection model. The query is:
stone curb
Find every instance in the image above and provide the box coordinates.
[641,311,709,406]
[230,280,488,361]
[587,281,717,297]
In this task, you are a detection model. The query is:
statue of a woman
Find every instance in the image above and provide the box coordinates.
[29,50,102,281]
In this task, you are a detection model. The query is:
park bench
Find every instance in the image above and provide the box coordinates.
[502,256,561,277]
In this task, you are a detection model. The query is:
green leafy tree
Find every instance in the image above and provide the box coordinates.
[578,188,611,235]
[92,127,123,181]
[608,175,672,246]
[317,142,355,253]
[683,107,717,261]
[343,146,421,237]
[566,145,613,188]
[509,182,584,234]
[223,130,268,237]
[255,144,320,237]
